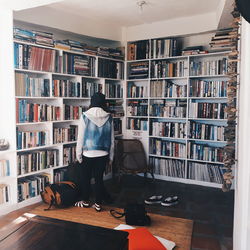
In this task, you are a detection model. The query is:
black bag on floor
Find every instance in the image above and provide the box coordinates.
[41,181,78,210]
[110,202,151,226]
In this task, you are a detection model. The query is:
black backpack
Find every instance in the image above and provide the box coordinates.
[41,181,78,210]
[110,202,151,226]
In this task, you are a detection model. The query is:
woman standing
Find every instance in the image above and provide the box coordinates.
[76,92,114,211]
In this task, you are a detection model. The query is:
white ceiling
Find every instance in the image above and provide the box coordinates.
[47,0,222,27]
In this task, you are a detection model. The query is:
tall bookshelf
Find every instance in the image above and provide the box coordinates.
[0,28,124,215]
[125,37,232,188]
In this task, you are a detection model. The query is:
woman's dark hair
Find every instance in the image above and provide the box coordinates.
[89,92,108,111]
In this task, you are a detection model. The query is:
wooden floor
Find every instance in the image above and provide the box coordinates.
[0,175,234,250]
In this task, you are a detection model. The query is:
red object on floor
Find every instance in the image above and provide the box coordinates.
[123,227,166,250]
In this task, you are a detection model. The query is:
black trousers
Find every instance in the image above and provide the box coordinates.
[81,155,109,204]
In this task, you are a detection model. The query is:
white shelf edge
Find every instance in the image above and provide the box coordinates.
[149,154,186,160]
[17,167,56,178]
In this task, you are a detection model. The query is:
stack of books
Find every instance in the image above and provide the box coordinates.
[83,45,98,56]
[13,28,35,43]
[182,46,208,55]
[34,30,54,47]
[209,28,237,52]
[64,39,85,52]
[54,40,71,50]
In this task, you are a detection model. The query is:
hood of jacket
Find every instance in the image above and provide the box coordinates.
[83,107,110,127]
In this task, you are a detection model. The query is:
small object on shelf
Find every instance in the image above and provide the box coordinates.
[0,139,9,151]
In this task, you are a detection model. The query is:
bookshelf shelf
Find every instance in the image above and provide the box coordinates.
[18,167,53,178]
[149,154,186,161]
[189,75,229,78]
[149,136,186,140]
[127,116,148,119]
[127,78,149,82]
[149,116,186,120]
[150,77,188,80]
[149,97,187,100]
[17,195,42,206]
[188,118,227,121]
[16,145,54,152]
[187,138,227,143]
[189,97,228,100]
[187,158,224,165]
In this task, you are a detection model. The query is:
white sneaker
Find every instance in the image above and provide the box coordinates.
[144,195,163,205]
[93,203,101,212]
[161,196,178,207]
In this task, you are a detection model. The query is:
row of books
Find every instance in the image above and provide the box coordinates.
[54,168,68,183]
[187,162,224,184]
[63,145,76,166]
[16,100,61,123]
[188,121,225,141]
[128,62,149,79]
[0,160,10,177]
[189,80,227,98]
[98,59,124,79]
[127,40,149,60]
[188,142,224,162]
[150,80,187,98]
[150,121,186,138]
[127,83,148,98]
[189,58,228,76]
[14,28,124,59]
[150,157,185,178]
[15,73,50,97]
[126,118,148,131]
[63,53,96,76]
[151,60,188,78]
[149,100,187,118]
[106,100,124,117]
[189,102,227,119]
[151,38,178,59]
[17,149,59,175]
[52,80,81,97]
[150,139,186,158]
[113,119,122,135]
[63,105,87,120]
[104,83,123,98]
[0,184,10,205]
[18,174,50,202]
[82,81,102,98]
[53,126,78,144]
[14,43,60,72]
[16,130,49,150]
[127,100,148,116]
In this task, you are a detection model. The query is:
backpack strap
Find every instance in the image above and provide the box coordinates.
[110,209,125,219]
[43,186,56,211]
[57,181,76,189]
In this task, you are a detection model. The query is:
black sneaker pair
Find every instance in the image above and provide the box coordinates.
[144,195,179,207]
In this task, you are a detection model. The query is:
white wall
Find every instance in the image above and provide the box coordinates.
[122,12,218,42]
[14,5,122,41]
[234,18,250,250]
[0,8,16,150]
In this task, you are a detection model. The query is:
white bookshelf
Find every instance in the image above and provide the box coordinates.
[125,37,233,188]
[0,29,125,215]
